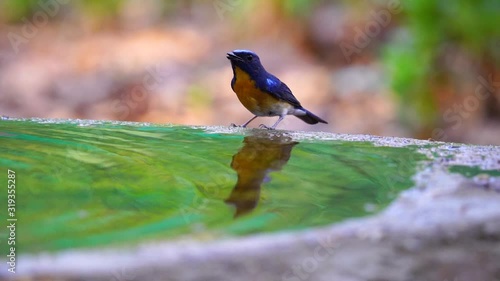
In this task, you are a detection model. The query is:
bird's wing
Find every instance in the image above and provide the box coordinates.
[261,75,302,108]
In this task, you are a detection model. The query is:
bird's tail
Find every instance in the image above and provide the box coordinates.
[295,108,328,125]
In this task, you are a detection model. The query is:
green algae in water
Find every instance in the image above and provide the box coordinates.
[0,119,426,254]
[448,165,500,178]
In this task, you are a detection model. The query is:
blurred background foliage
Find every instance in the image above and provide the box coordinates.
[0,0,499,144]
[384,0,500,136]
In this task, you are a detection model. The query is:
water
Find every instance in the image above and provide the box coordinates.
[0,118,426,254]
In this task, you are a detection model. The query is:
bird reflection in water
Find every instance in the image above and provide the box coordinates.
[225,131,298,217]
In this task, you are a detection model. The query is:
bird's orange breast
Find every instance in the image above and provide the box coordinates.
[232,67,291,116]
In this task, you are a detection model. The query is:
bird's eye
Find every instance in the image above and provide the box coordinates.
[246,55,253,61]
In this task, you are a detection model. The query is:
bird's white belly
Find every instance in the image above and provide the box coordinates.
[252,101,300,117]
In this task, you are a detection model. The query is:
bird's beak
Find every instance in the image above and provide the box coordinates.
[227,52,244,62]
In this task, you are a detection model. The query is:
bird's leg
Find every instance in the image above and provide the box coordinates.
[231,115,258,128]
[241,115,258,127]
[259,115,285,130]
[271,115,285,129]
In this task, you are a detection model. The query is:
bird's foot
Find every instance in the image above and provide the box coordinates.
[230,123,246,128]
[258,124,275,130]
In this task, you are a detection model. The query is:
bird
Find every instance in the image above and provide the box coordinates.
[226,49,328,129]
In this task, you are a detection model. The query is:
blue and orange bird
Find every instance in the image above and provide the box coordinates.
[227,50,328,129]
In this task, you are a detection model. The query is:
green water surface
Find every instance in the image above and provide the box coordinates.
[0,118,427,254]
[448,165,500,178]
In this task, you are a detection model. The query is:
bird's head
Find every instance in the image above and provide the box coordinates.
[226,50,264,76]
